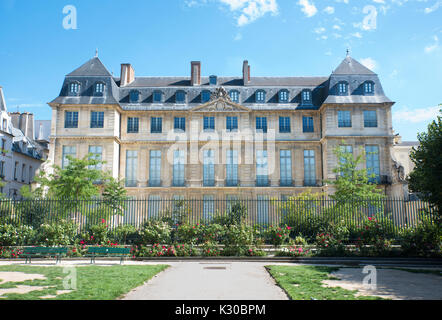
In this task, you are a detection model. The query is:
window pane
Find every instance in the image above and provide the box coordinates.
[256,117,267,133]
[364,110,377,127]
[203,149,215,186]
[125,150,138,187]
[127,117,139,133]
[151,117,162,133]
[62,146,76,169]
[226,149,238,186]
[338,111,352,127]
[280,150,292,186]
[303,116,314,133]
[174,117,186,132]
[202,91,211,103]
[149,150,162,186]
[279,117,291,133]
[173,150,185,186]
[256,150,268,186]
[203,116,215,131]
[88,146,102,171]
[90,112,104,128]
[365,145,380,183]
[304,150,316,186]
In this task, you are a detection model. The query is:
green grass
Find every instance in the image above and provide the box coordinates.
[266,265,384,300]
[0,264,168,300]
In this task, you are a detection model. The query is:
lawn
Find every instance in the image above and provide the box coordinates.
[0,264,168,300]
[266,265,384,300]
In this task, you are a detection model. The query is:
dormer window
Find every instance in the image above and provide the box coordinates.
[279,90,289,103]
[153,91,163,103]
[95,82,105,95]
[301,90,312,104]
[338,82,349,95]
[69,82,80,95]
[209,75,217,86]
[202,90,211,103]
[129,90,139,103]
[176,90,186,104]
[256,90,266,103]
[364,81,374,95]
[229,90,239,103]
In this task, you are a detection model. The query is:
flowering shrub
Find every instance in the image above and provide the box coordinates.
[140,220,172,245]
[399,218,441,257]
[175,223,204,244]
[112,224,138,244]
[314,232,348,256]
[222,225,260,256]
[0,224,35,246]
[354,216,392,255]
[244,247,266,257]
[266,225,291,247]
[0,247,23,259]
[202,241,222,257]
[35,221,77,246]
[86,219,110,245]
[275,246,309,257]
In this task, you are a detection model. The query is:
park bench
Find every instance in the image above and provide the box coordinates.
[86,247,131,264]
[22,247,68,264]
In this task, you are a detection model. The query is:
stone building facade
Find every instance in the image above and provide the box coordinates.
[48,55,403,199]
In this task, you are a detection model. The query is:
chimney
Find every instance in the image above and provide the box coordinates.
[191,61,201,86]
[243,60,250,85]
[120,63,135,87]
[9,112,34,140]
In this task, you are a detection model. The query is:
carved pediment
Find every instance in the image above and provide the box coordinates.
[192,87,250,113]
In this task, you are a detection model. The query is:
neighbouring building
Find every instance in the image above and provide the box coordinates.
[0,87,49,199]
[48,54,409,201]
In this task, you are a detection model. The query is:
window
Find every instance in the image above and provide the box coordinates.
[339,145,353,177]
[14,162,18,180]
[201,90,211,103]
[90,111,104,128]
[0,161,4,178]
[22,164,26,182]
[173,150,185,186]
[151,117,162,133]
[88,146,102,171]
[256,117,267,133]
[279,117,291,133]
[257,195,269,224]
[203,149,215,187]
[203,116,215,131]
[304,150,316,186]
[203,195,214,221]
[302,116,314,133]
[302,90,312,104]
[176,91,186,104]
[148,195,161,219]
[229,90,239,103]
[338,111,352,128]
[364,81,374,95]
[153,91,162,103]
[280,150,292,186]
[95,83,105,94]
[2,119,6,131]
[364,110,378,128]
[29,166,33,183]
[125,150,138,187]
[226,149,238,187]
[62,146,76,169]
[256,150,268,186]
[256,90,266,103]
[127,117,139,133]
[69,82,80,95]
[338,82,349,95]
[129,90,139,103]
[64,111,78,128]
[149,150,162,187]
[209,75,217,86]
[174,117,186,132]
[365,145,380,183]
[226,116,238,132]
[279,90,289,103]
[1,139,5,155]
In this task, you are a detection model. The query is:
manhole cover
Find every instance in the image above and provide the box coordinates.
[203,266,227,270]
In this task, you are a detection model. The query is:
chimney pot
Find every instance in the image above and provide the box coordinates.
[120,63,135,87]
[243,60,250,85]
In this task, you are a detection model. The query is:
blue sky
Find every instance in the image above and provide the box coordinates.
[0,0,441,141]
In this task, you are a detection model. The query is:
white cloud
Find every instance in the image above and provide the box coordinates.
[323,6,335,14]
[372,0,385,3]
[425,35,439,53]
[394,106,441,123]
[219,0,279,26]
[233,32,243,41]
[424,0,442,13]
[351,32,362,38]
[314,27,326,34]
[298,0,317,17]
[360,57,378,71]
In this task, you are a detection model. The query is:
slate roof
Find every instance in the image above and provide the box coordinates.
[0,86,6,112]
[51,56,393,110]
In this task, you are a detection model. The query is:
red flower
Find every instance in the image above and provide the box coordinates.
[102,219,106,224]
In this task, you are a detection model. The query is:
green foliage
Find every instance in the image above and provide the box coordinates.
[0,224,36,246]
[101,176,128,216]
[35,221,77,246]
[83,219,111,245]
[16,200,47,229]
[408,108,442,220]
[354,216,392,255]
[265,225,292,247]
[275,246,309,257]
[112,224,138,244]
[201,241,222,256]
[221,201,248,226]
[221,224,260,256]
[160,200,192,226]
[139,220,172,245]
[399,217,441,257]
[329,143,385,202]
[175,223,202,245]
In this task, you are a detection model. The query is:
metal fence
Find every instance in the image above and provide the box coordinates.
[0,198,435,239]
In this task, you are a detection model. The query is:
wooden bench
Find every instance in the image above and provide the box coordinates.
[86,247,131,264]
[21,247,68,264]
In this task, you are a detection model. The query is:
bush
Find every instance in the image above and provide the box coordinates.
[221,225,260,256]
[17,201,47,229]
[314,232,348,257]
[35,221,77,246]
[135,244,195,257]
[111,224,138,244]
[86,219,111,245]
[139,220,172,245]
[275,246,309,257]
[0,247,23,259]
[0,224,36,246]
[354,216,392,255]
[265,225,291,247]
[399,218,441,257]
[175,223,203,244]
[201,241,222,257]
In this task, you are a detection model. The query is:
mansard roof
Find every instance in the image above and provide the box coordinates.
[333,56,376,75]
[66,57,112,77]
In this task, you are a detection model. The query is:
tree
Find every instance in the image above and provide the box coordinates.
[408,107,442,220]
[329,143,384,202]
[101,175,128,215]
